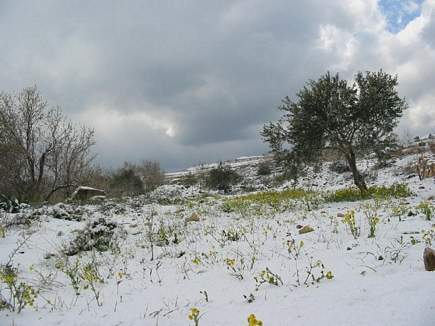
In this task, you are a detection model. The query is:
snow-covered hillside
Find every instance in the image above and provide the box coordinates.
[0,153,434,326]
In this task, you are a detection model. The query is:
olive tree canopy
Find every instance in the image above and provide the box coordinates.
[262,70,407,192]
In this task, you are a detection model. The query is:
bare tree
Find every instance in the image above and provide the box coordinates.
[138,160,165,192]
[0,86,95,201]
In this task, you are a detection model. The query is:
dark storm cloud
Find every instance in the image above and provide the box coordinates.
[1,0,434,170]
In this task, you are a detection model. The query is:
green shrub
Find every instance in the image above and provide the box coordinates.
[109,165,144,196]
[206,163,241,193]
[0,194,21,213]
[329,160,350,174]
[257,162,272,176]
[177,172,198,187]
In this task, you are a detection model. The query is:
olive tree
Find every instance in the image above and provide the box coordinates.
[262,70,407,192]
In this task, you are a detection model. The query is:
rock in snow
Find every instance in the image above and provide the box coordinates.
[298,225,315,234]
[423,247,435,271]
[70,186,106,201]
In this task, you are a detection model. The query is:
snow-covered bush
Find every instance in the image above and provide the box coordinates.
[64,217,126,256]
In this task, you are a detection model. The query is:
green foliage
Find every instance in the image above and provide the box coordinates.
[109,164,144,196]
[0,194,21,213]
[0,264,38,313]
[80,262,104,306]
[57,258,82,296]
[329,161,350,174]
[422,227,435,247]
[64,218,121,256]
[57,257,104,306]
[262,70,407,192]
[222,228,242,242]
[325,184,411,202]
[177,172,198,187]
[342,210,360,239]
[155,222,180,246]
[256,162,272,176]
[363,203,380,238]
[223,188,312,213]
[222,185,410,216]
[254,267,283,290]
[224,258,244,280]
[417,201,434,221]
[370,184,412,198]
[391,201,409,221]
[286,237,333,286]
[205,163,241,193]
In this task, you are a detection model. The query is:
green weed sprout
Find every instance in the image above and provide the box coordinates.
[342,210,360,239]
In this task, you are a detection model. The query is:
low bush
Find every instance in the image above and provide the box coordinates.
[329,161,350,174]
[0,195,22,213]
[177,173,198,187]
[257,162,272,176]
[206,163,241,193]
[64,217,126,256]
[109,165,144,196]
[325,183,412,202]
[222,188,312,212]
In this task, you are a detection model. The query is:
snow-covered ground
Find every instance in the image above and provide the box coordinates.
[1,154,434,326]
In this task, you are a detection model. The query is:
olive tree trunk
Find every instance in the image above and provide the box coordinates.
[345,150,368,193]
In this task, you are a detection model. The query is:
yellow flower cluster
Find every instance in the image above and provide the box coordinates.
[248,314,263,326]
[225,258,236,268]
[188,307,200,323]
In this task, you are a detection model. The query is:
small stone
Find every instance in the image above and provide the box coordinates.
[298,225,314,234]
[70,186,105,201]
[185,212,200,223]
[419,186,425,189]
[378,255,384,261]
[296,224,303,229]
[423,247,435,271]
[57,231,63,236]
[337,212,345,218]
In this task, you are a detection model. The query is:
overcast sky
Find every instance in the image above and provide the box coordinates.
[1,0,434,171]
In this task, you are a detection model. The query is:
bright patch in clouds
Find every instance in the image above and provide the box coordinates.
[77,105,177,140]
[379,0,424,32]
